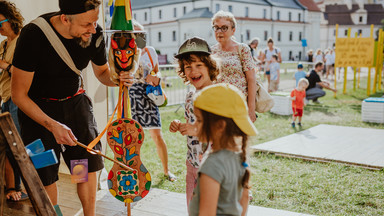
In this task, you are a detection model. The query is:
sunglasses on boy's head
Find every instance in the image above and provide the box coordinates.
[0,19,8,28]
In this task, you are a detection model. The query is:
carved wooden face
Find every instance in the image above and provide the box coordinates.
[111,33,136,71]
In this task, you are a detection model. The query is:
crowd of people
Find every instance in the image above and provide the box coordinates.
[1,0,342,215]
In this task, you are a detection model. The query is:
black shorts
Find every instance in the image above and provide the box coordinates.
[18,93,104,186]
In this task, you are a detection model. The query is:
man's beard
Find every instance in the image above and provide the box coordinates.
[75,35,92,48]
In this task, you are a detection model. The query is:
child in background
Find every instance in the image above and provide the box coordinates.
[290,78,309,128]
[294,63,306,87]
[267,54,280,92]
[189,83,257,216]
[169,36,219,207]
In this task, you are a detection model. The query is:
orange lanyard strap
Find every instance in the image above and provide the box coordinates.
[87,83,129,150]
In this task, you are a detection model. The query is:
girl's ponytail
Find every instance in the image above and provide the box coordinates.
[241,135,251,189]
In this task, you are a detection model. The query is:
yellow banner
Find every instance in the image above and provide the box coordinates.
[335,38,375,67]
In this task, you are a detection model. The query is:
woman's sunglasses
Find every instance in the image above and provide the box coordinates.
[0,19,8,28]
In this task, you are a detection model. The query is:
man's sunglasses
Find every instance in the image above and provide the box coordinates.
[0,19,8,28]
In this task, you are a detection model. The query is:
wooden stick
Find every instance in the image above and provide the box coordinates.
[127,203,131,216]
[75,141,134,171]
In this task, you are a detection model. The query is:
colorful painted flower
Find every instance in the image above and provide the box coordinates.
[119,175,137,191]
[108,171,113,180]
[114,145,124,155]
[125,147,138,161]
[124,134,132,145]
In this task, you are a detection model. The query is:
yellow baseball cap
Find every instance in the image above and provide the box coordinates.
[194,83,258,136]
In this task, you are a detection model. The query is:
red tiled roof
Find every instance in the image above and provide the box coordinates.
[298,0,321,12]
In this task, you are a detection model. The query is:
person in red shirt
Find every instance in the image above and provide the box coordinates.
[291,78,309,128]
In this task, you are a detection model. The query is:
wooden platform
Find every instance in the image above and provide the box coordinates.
[251,124,384,170]
[3,174,314,216]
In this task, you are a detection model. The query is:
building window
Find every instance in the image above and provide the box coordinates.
[228,5,233,13]
[299,32,302,41]
[298,13,301,22]
[289,31,293,41]
[159,10,162,19]
[183,6,186,14]
[344,29,348,36]
[246,30,250,41]
[144,12,147,21]
[174,8,177,17]
[358,29,362,35]
[134,13,136,20]
[359,16,363,22]
[333,29,336,36]
[216,4,220,12]
[278,31,281,41]
[289,51,292,60]
[263,9,267,19]
[299,51,302,60]
[245,7,249,17]
[277,11,280,20]
[158,32,162,42]
[264,31,268,41]
[172,31,176,41]
[184,33,187,40]
[289,12,292,21]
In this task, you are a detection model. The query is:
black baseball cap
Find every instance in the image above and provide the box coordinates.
[59,0,97,15]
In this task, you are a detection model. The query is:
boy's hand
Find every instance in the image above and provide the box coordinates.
[179,123,198,136]
[291,96,296,101]
[169,120,181,133]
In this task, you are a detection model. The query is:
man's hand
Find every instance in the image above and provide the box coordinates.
[119,71,134,87]
[169,120,181,133]
[49,121,77,146]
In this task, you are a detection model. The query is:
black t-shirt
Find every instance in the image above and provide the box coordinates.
[306,69,321,90]
[13,12,107,99]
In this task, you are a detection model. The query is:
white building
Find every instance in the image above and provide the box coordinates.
[317,0,384,49]
[123,0,322,63]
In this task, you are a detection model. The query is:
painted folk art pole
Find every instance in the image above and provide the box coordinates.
[334,24,339,98]
[376,29,384,91]
[367,25,374,96]
[87,1,151,215]
[353,32,358,91]
[372,29,383,94]
[343,28,351,94]
[358,33,362,89]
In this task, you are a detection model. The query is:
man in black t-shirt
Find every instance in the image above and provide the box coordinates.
[11,0,133,214]
[306,61,337,103]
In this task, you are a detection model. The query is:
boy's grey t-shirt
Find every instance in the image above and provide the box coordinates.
[269,62,280,80]
[189,149,245,216]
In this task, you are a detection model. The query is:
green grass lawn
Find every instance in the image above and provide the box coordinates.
[105,76,384,216]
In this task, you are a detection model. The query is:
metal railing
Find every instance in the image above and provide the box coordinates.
[107,62,313,114]
[107,64,191,115]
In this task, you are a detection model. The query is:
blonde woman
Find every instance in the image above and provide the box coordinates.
[211,10,257,122]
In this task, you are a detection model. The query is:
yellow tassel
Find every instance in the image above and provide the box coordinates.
[125,0,132,21]
[108,0,113,6]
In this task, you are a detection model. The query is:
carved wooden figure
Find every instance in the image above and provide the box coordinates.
[105,32,151,204]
